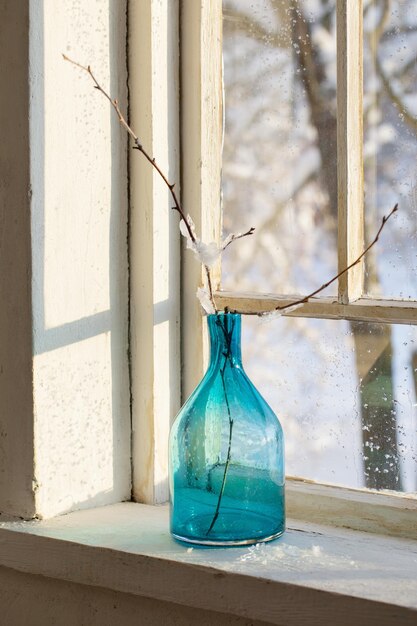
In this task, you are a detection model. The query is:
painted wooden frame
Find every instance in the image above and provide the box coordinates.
[215,293,417,325]
[131,1,416,513]
[180,0,224,400]
[286,477,417,540]
[337,0,364,304]
[129,0,223,504]
[129,1,182,504]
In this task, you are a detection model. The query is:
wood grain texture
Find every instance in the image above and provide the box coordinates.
[180,0,223,400]
[0,0,36,519]
[129,0,181,504]
[287,478,417,540]
[337,0,364,303]
[0,566,273,626]
[0,503,416,626]
[215,292,417,324]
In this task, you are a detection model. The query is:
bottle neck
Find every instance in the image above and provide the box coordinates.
[207,314,242,369]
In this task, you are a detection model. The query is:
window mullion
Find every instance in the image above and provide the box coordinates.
[215,292,417,325]
[180,0,223,401]
[129,0,181,504]
[337,0,364,304]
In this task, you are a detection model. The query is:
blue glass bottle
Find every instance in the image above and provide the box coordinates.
[169,313,285,546]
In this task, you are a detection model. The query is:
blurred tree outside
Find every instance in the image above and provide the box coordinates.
[221,0,417,491]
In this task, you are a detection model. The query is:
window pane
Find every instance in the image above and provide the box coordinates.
[242,316,417,493]
[364,0,417,300]
[221,0,338,296]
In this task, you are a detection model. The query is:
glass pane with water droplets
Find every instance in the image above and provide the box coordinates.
[243,315,417,493]
[221,0,338,297]
[363,0,417,299]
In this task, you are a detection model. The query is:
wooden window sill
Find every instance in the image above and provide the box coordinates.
[0,502,416,625]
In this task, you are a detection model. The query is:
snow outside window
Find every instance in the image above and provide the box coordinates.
[220,0,417,495]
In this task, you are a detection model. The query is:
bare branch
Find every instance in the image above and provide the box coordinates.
[365,0,417,135]
[374,54,417,135]
[228,204,399,316]
[63,54,217,312]
[222,227,255,250]
[223,13,280,49]
[62,55,196,240]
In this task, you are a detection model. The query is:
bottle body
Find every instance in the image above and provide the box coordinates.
[169,314,285,546]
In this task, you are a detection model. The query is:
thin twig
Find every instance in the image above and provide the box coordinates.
[222,227,255,250]
[62,54,194,237]
[63,54,218,311]
[228,204,398,315]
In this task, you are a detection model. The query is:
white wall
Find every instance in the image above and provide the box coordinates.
[0,0,130,519]
[30,0,131,518]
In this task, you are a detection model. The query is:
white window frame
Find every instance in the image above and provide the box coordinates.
[129,0,417,539]
[129,0,223,505]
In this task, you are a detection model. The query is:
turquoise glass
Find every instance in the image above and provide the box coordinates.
[169,313,285,546]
